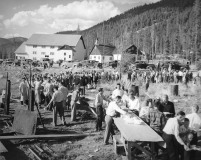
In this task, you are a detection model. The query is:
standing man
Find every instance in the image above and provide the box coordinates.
[162,111,189,160]
[104,96,127,145]
[19,77,28,106]
[94,88,108,131]
[161,94,175,118]
[44,77,54,110]
[70,85,80,121]
[46,86,65,126]
[58,80,68,113]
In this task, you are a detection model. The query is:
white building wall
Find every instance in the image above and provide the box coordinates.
[89,55,102,63]
[113,54,121,61]
[26,45,74,62]
[89,55,113,63]
[74,39,86,61]
[102,56,113,63]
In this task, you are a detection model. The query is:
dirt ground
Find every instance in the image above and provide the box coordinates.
[0,65,201,160]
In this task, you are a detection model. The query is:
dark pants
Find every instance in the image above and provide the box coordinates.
[162,132,179,160]
[104,115,115,144]
[53,101,65,125]
[96,105,103,131]
[184,132,198,160]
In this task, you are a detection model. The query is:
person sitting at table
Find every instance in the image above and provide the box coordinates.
[104,96,127,145]
[162,111,189,160]
[186,105,201,160]
[111,83,123,100]
[139,98,153,120]
[147,101,166,135]
[161,94,175,118]
[122,89,129,106]
[147,101,166,157]
[179,118,190,160]
[94,88,109,132]
[127,90,141,116]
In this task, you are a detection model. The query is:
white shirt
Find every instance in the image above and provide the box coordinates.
[122,94,129,104]
[163,117,179,135]
[127,98,141,111]
[186,113,201,132]
[112,89,123,99]
[106,101,126,117]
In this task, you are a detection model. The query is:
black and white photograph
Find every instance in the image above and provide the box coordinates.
[0,0,201,159]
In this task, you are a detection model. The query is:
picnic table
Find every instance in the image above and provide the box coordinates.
[113,117,164,160]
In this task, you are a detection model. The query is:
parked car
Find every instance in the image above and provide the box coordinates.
[131,61,155,70]
[61,61,79,68]
[160,61,190,70]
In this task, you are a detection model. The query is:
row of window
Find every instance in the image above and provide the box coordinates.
[90,56,112,60]
[33,52,71,57]
[33,45,55,49]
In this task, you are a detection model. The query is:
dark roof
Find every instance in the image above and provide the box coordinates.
[58,45,76,52]
[14,42,27,54]
[124,44,143,55]
[90,44,116,56]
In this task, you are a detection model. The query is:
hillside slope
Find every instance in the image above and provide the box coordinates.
[0,37,27,59]
[58,0,199,62]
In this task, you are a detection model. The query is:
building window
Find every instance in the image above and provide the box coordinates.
[64,53,66,56]
[50,52,54,55]
[64,58,66,61]
[94,56,96,59]
[98,56,100,60]
[110,57,112,60]
[33,57,36,60]
[69,55,71,58]
[33,45,37,48]
[33,51,37,54]
[41,52,45,55]
[42,45,46,48]
[102,56,104,60]
[50,46,54,49]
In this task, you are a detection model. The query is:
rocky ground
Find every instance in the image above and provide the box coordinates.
[0,65,201,160]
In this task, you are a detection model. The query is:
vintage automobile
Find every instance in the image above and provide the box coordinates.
[160,61,190,70]
[131,61,155,70]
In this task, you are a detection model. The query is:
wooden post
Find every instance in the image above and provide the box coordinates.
[170,85,179,96]
[28,63,34,111]
[4,79,11,115]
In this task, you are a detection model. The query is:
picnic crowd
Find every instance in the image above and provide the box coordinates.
[0,65,200,160]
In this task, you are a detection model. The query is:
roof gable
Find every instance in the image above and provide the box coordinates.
[90,44,116,56]
[14,42,26,54]
[26,34,81,47]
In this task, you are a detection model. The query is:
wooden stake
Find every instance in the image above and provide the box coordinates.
[28,148,42,160]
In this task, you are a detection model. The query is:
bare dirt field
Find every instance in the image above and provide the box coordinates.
[0,65,201,160]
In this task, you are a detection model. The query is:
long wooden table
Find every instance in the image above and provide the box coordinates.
[114,117,164,160]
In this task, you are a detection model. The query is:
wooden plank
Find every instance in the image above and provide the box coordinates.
[0,141,8,153]
[28,148,42,160]
[0,133,89,140]
[34,145,44,153]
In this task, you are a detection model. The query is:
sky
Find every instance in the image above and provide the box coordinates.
[0,0,160,39]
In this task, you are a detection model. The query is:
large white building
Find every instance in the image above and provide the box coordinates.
[15,34,86,62]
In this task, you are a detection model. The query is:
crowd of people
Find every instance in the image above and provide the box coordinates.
[15,65,201,160]
[94,83,201,160]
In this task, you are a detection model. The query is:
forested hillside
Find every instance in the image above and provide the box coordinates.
[58,0,201,63]
[0,37,27,59]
